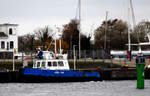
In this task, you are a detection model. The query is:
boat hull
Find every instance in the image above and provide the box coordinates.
[20,68,102,82]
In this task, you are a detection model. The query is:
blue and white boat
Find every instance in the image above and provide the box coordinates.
[20,50,102,82]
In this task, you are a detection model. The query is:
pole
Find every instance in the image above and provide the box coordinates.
[54,25,57,54]
[78,0,81,59]
[57,27,62,54]
[104,11,108,50]
[129,0,141,52]
[73,45,76,70]
[55,39,57,54]
[136,54,145,89]
[59,38,61,54]
[129,0,136,28]
[22,51,24,67]
[31,35,34,64]
[13,48,15,71]
[128,7,131,52]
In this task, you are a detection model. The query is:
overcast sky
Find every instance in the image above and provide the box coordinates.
[0,0,150,37]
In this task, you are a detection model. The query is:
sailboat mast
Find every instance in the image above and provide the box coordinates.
[78,0,81,59]
[129,0,136,28]
[128,7,131,51]
[129,0,141,52]
[128,0,136,52]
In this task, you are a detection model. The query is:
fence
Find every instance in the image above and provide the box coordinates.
[1,50,150,71]
[0,50,111,59]
[67,50,111,59]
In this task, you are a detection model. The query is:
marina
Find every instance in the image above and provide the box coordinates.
[0,0,150,95]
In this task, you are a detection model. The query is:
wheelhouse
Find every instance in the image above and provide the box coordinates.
[33,59,70,70]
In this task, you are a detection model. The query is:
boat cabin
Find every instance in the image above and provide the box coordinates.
[33,51,70,70]
[33,59,70,70]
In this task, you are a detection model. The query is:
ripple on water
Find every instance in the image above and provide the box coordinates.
[0,80,150,96]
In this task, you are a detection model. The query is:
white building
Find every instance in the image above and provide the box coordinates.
[0,23,18,58]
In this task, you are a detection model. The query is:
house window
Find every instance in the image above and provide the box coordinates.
[10,41,14,49]
[1,41,5,49]
[9,28,13,35]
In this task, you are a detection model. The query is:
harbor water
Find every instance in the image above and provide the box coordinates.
[0,80,150,96]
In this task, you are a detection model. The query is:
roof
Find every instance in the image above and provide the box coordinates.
[0,32,8,37]
[0,23,18,26]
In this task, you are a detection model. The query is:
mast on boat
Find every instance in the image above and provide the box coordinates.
[128,0,141,53]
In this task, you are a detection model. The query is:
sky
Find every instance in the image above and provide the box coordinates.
[0,0,150,37]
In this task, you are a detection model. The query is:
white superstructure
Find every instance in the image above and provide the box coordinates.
[33,51,70,70]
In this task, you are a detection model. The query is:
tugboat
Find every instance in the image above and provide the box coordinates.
[20,49,102,82]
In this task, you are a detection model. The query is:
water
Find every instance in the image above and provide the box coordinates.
[0,80,150,96]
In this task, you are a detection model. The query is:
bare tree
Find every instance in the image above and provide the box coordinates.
[94,19,128,50]
[62,19,91,50]
[18,34,34,52]
[34,26,53,50]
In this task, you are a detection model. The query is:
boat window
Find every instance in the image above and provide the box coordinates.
[48,62,52,67]
[37,62,40,68]
[33,63,36,68]
[53,61,57,67]
[58,61,64,66]
[41,61,46,67]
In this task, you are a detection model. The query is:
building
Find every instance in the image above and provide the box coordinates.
[0,23,18,59]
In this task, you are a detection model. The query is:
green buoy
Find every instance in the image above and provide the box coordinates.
[136,54,145,89]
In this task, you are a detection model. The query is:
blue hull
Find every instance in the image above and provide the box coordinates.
[20,68,102,82]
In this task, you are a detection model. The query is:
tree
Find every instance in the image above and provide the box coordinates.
[94,19,128,50]
[18,26,69,53]
[34,26,53,50]
[131,21,150,50]
[133,21,150,43]
[18,34,34,52]
[62,19,79,50]
[62,19,91,50]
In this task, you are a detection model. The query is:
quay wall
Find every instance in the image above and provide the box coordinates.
[0,68,149,82]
